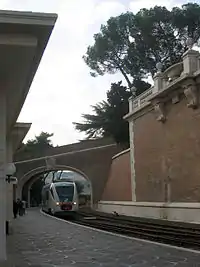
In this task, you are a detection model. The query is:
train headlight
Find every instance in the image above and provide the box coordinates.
[73,202,77,205]
[56,202,60,206]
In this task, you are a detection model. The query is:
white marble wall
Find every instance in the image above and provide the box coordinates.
[98,201,200,223]
[0,89,7,262]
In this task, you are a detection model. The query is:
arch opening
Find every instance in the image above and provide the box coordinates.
[20,165,93,209]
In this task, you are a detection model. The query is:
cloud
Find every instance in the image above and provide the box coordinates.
[94,1,126,22]
[0,0,196,145]
[9,0,127,146]
[130,0,174,12]
[129,0,200,13]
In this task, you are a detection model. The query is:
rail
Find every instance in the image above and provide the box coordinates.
[74,210,200,250]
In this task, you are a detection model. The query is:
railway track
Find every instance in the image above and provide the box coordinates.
[72,210,200,250]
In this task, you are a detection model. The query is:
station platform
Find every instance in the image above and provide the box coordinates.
[7,208,200,266]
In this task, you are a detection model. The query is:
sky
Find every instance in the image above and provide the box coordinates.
[0,0,199,146]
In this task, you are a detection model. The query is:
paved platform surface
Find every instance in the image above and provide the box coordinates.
[7,209,200,266]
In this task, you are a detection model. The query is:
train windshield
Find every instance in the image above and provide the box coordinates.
[55,184,74,202]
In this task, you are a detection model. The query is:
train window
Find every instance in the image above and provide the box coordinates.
[55,185,74,202]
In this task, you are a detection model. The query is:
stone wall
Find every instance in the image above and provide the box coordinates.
[15,142,122,203]
[14,137,115,161]
[101,149,132,201]
[134,96,200,202]
[98,202,200,223]
[125,38,200,203]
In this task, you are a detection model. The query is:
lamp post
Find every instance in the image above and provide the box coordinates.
[5,163,16,183]
[5,163,16,236]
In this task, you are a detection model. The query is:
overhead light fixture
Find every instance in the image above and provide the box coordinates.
[5,163,16,183]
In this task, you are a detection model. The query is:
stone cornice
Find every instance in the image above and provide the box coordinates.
[0,10,57,26]
[124,102,153,121]
[124,73,200,122]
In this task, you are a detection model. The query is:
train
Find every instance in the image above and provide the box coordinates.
[41,181,79,216]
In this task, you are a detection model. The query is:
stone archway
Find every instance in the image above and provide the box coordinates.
[15,142,121,203]
[18,165,93,208]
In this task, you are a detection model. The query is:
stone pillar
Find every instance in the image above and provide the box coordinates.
[153,63,163,94]
[153,73,163,93]
[128,96,134,113]
[182,49,199,74]
[129,120,136,201]
[0,89,7,263]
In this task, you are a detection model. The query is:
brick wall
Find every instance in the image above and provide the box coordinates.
[16,143,122,203]
[101,150,132,201]
[14,137,115,161]
[134,96,200,202]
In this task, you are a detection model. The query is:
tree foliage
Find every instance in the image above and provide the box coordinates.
[15,132,54,160]
[26,132,53,148]
[74,101,110,139]
[76,3,200,146]
[74,81,151,147]
[83,3,200,87]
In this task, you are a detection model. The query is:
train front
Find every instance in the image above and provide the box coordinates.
[54,181,79,216]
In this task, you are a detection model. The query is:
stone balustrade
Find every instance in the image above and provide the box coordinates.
[128,39,200,114]
[163,62,183,83]
[129,87,153,112]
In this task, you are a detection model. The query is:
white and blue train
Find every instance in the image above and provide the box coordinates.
[41,181,79,216]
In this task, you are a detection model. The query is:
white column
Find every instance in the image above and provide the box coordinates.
[129,119,136,201]
[0,89,7,262]
[6,139,13,225]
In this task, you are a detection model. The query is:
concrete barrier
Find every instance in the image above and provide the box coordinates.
[98,201,200,223]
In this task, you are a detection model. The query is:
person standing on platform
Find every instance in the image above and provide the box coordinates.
[13,200,18,219]
[17,198,23,216]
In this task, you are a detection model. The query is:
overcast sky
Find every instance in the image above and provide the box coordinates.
[1,0,198,145]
